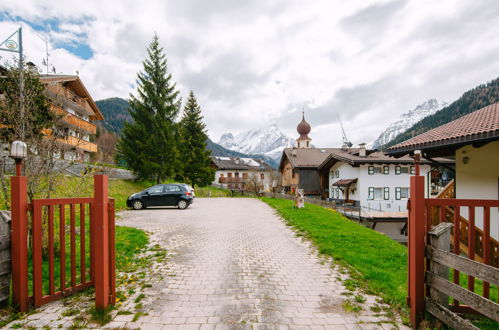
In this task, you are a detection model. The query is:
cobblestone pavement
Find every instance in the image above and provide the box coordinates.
[6,198,409,329]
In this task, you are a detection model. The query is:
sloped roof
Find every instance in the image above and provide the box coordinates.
[279,148,337,170]
[318,148,452,171]
[388,102,499,157]
[210,156,273,171]
[39,74,104,120]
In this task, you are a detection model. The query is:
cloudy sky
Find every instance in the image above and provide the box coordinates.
[1,0,498,147]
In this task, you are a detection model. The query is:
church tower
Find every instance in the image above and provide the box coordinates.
[296,112,311,149]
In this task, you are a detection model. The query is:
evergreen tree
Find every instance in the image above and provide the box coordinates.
[117,34,181,183]
[178,91,215,187]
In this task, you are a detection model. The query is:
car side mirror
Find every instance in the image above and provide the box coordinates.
[145,190,150,195]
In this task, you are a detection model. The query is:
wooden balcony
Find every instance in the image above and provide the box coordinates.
[219,177,245,184]
[52,105,96,134]
[58,135,98,153]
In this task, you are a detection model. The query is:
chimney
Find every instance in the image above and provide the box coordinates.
[358,143,366,157]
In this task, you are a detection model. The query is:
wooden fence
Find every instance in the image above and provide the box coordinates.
[426,223,499,329]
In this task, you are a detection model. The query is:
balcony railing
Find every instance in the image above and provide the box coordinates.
[52,105,96,134]
[219,177,245,184]
[57,136,98,153]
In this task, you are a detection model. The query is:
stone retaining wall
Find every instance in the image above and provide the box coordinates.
[0,211,10,307]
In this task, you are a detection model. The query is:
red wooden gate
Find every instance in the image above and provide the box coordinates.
[408,160,499,327]
[10,174,115,312]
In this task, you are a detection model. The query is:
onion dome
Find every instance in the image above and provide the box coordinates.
[297,113,311,139]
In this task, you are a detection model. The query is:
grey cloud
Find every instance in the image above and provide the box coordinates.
[340,0,408,45]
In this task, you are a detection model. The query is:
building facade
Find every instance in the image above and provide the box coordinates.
[40,75,103,162]
[210,156,274,192]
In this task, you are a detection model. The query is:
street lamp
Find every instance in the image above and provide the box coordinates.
[10,140,27,176]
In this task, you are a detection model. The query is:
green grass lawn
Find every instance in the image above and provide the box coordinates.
[261,197,409,309]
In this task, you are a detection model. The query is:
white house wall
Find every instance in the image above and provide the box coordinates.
[213,169,273,191]
[328,162,360,200]
[455,141,499,240]
[329,161,431,212]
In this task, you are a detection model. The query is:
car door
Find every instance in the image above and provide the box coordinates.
[164,184,183,205]
[143,185,165,206]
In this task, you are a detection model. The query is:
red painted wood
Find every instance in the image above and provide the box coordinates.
[453,206,460,307]
[59,205,66,292]
[108,199,116,305]
[32,200,43,307]
[10,176,29,312]
[70,204,76,288]
[48,205,55,296]
[80,203,86,284]
[94,175,110,310]
[408,174,425,327]
[32,197,93,205]
[467,206,475,292]
[425,199,499,207]
[483,206,490,299]
[90,202,95,282]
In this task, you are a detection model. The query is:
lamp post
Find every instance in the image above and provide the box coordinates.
[9,140,27,176]
[9,140,29,311]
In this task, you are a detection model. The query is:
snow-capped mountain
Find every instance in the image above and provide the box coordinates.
[218,125,295,162]
[371,99,448,149]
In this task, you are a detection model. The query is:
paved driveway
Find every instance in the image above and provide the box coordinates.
[117,198,405,329]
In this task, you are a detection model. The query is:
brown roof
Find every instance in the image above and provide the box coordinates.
[210,156,273,171]
[388,102,499,157]
[39,75,104,120]
[332,178,358,187]
[279,148,337,170]
[318,148,450,171]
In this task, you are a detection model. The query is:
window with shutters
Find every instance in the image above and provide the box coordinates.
[383,166,389,174]
[260,173,265,180]
[395,187,409,200]
[369,187,384,200]
[384,187,390,200]
[410,166,415,174]
[395,166,410,174]
[335,170,339,178]
[242,173,248,179]
[368,166,383,175]
[227,172,232,178]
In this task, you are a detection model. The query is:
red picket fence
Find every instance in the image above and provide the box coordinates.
[408,173,499,327]
[10,174,115,312]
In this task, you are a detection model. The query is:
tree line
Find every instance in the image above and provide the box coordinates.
[117,35,214,187]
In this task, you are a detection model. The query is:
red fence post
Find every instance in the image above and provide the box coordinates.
[10,175,29,312]
[93,175,109,310]
[408,170,426,327]
[108,199,116,305]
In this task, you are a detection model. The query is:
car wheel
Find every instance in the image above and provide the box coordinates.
[177,199,188,210]
[132,200,144,210]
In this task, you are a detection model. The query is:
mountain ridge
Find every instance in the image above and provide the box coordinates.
[371,99,448,149]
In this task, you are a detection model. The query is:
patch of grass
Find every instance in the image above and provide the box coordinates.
[194,185,232,197]
[132,312,147,322]
[11,323,24,329]
[262,198,408,311]
[354,294,366,303]
[134,293,146,303]
[88,305,113,325]
[342,299,362,313]
[61,307,80,317]
[115,226,149,272]
[117,310,133,315]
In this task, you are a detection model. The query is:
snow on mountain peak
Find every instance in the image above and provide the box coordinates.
[218,125,295,161]
[371,99,448,149]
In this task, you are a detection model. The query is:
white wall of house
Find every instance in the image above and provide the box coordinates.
[213,169,272,191]
[455,141,499,240]
[329,162,431,212]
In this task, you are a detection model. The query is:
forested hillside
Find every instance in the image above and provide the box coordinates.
[95,97,132,133]
[387,77,499,147]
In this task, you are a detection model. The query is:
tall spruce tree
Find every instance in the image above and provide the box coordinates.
[118,34,181,183]
[178,91,215,187]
